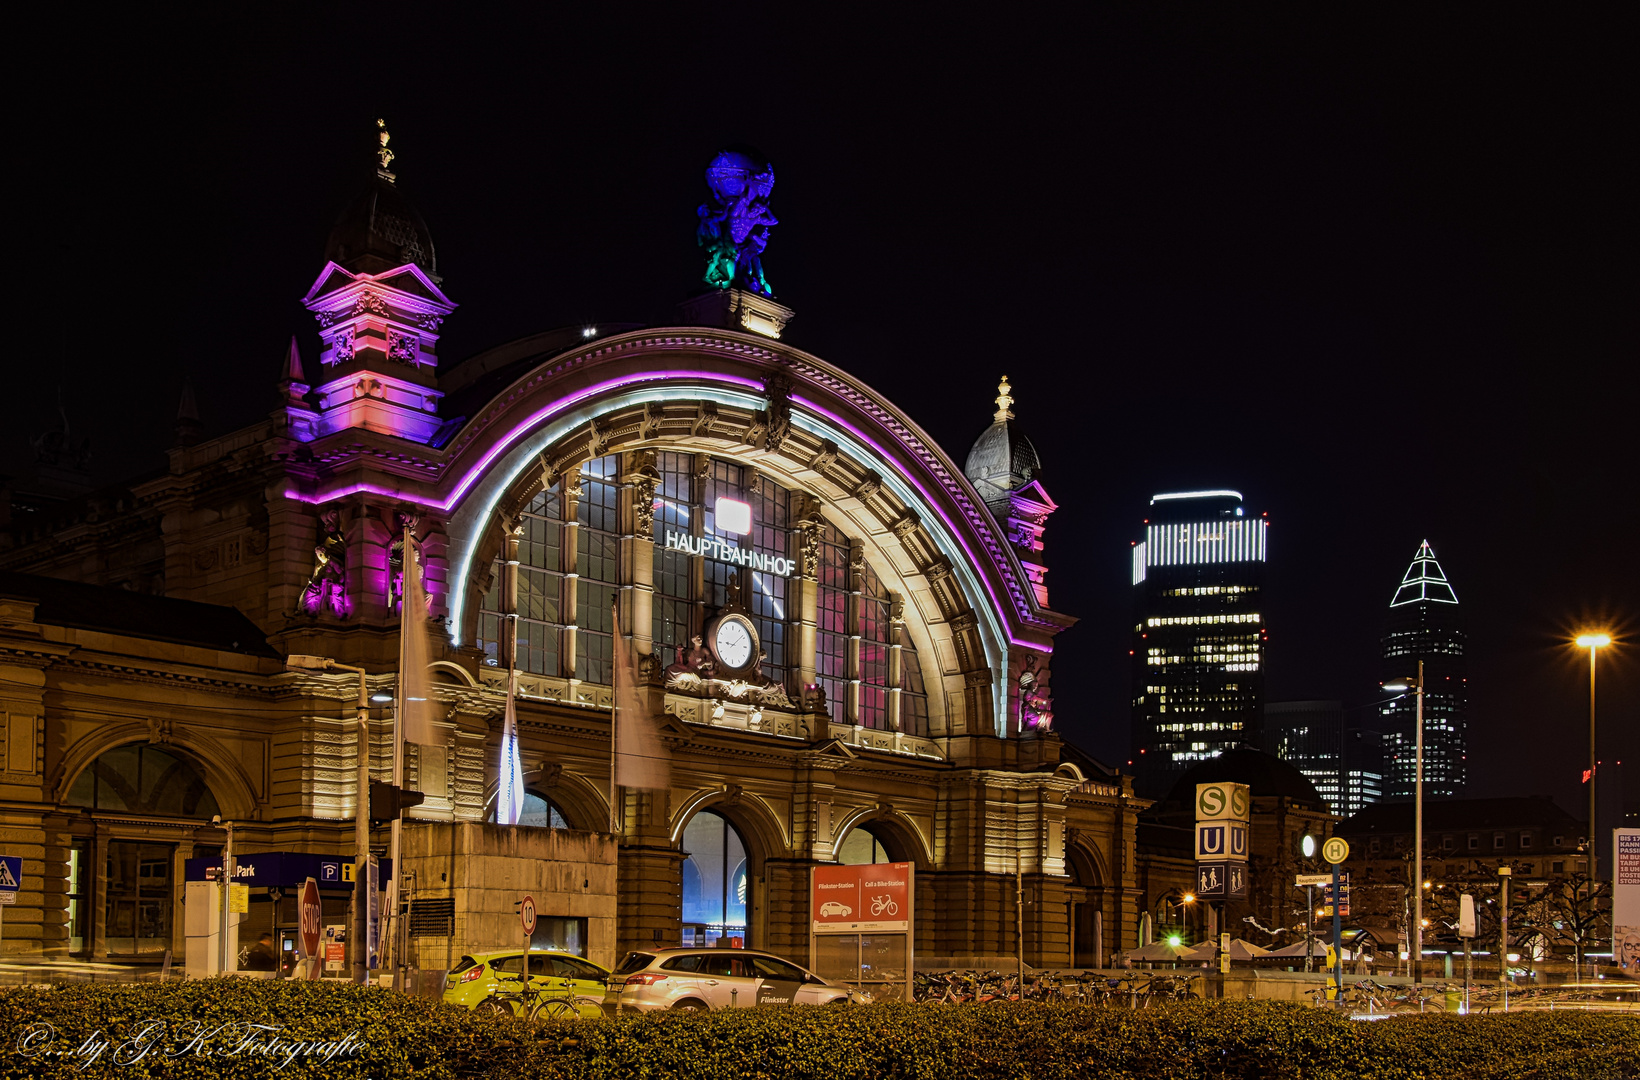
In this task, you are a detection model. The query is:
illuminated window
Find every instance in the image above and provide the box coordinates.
[575,456,620,683]
[652,452,694,657]
[858,562,892,730]
[815,522,850,717]
[478,483,563,674]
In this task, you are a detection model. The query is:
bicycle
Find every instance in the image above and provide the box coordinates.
[478,973,585,1021]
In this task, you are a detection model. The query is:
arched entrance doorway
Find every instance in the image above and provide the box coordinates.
[680,810,749,948]
[65,743,221,958]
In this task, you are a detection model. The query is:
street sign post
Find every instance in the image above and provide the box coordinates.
[299,877,323,979]
[1322,838,1348,1002]
[517,894,537,983]
[0,855,21,948]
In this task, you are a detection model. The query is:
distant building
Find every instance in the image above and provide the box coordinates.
[1379,541,1467,799]
[1130,491,1268,797]
[1267,700,1384,818]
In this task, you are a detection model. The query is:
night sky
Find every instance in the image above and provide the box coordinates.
[13,8,1636,817]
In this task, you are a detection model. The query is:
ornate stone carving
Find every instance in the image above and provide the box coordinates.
[387,330,420,364]
[587,415,609,457]
[388,510,423,611]
[538,762,563,789]
[354,291,390,317]
[641,402,664,440]
[853,470,882,501]
[664,636,717,690]
[193,547,218,571]
[697,149,778,297]
[762,372,792,453]
[1018,656,1054,730]
[633,472,658,540]
[722,783,744,806]
[329,326,355,365]
[797,524,820,579]
[295,507,349,618]
[691,401,718,437]
[810,439,839,473]
[890,510,921,539]
[890,596,906,623]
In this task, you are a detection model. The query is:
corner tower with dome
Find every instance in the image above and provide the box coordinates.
[0,132,1163,976]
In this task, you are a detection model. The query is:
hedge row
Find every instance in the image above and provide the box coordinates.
[0,981,1635,1080]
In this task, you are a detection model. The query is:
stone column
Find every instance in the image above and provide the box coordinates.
[619,452,658,657]
[887,594,905,733]
[790,497,821,693]
[845,539,865,725]
[559,467,582,679]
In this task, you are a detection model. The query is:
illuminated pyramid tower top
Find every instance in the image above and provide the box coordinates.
[1389,540,1458,607]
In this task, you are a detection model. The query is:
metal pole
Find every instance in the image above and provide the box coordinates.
[1331,861,1342,1005]
[1305,885,1314,972]
[219,821,235,974]
[391,526,409,993]
[1588,643,1597,972]
[1016,846,1025,996]
[355,668,371,985]
[1413,660,1424,985]
[609,593,620,835]
[1463,935,1471,1014]
[1499,868,1511,1012]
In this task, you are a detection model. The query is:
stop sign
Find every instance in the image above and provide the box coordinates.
[299,877,323,960]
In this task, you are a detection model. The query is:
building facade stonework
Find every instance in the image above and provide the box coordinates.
[0,150,1148,976]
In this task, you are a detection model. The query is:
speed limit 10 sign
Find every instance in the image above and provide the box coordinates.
[518,894,536,935]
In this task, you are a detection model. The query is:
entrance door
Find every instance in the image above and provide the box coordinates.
[106,841,174,957]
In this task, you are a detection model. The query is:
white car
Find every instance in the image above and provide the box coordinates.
[818,901,852,917]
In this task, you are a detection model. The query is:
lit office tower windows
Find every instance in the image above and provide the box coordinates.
[1379,541,1467,799]
[1129,491,1268,798]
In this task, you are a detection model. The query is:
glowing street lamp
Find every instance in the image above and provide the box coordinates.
[1574,632,1611,974]
[1383,662,1425,984]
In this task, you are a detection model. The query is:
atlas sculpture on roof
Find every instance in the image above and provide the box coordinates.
[697,148,778,297]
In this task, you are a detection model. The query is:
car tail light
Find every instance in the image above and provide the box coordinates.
[460,963,486,983]
[624,972,668,987]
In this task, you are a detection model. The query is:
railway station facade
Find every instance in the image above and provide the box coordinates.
[0,144,1148,977]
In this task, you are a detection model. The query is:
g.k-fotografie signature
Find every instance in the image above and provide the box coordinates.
[15,1020,368,1070]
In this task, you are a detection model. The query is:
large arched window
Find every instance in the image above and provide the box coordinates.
[836,825,892,865]
[65,744,219,818]
[680,810,748,947]
[477,483,563,673]
[487,790,569,829]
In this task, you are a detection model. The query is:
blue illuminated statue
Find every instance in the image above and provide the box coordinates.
[697,149,778,297]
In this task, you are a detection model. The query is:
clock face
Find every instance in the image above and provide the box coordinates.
[714,617,755,670]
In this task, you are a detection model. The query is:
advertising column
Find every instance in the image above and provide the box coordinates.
[809,862,913,1002]
[1615,829,1640,976]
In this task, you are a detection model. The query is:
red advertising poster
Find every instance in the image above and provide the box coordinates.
[812,862,911,933]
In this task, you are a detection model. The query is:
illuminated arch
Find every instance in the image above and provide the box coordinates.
[670,787,790,859]
[831,805,935,868]
[55,726,257,821]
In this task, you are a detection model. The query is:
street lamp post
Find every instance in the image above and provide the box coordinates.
[1384,662,1425,984]
[1574,633,1610,977]
[288,654,372,985]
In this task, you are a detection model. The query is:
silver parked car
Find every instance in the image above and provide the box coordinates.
[604,947,865,1013]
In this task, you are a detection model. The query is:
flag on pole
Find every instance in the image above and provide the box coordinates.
[497,667,526,825]
[398,528,439,746]
[613,598,669,791]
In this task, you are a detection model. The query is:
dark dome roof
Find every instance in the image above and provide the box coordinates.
[323,172,438,279]
[1163,747,1324,809]
[964,419,1041,507]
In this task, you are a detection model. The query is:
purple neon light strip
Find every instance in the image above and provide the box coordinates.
[282,369,766,510]
[790,393,1047,652]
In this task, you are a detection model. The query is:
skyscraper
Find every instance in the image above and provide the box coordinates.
[1267,700,1385,818]
[1130,490,1268,797]
[1379,541,1467,799]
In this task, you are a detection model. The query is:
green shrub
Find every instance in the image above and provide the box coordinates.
[0,982,1634,1079]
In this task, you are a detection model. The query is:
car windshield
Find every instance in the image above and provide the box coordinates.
[614,952,656,976]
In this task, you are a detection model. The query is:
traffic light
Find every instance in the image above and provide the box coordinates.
[369,780,426,822]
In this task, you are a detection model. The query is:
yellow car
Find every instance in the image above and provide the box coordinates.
[444,950,609,1019]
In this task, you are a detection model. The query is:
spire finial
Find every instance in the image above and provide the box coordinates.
[376,118,396,181]
[993,375,1014,422]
